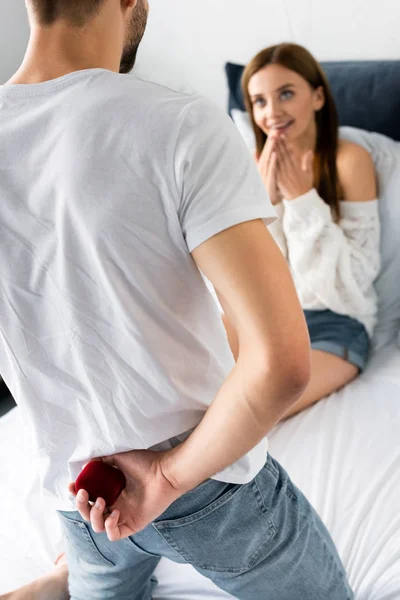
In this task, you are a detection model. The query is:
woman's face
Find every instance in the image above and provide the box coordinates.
[248,63,325,142]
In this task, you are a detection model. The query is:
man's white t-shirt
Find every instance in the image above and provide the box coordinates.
[0,69,276,510]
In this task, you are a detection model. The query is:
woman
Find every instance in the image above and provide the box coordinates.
[224,43,380,419]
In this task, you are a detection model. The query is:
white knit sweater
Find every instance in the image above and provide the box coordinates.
[268,188,381,336]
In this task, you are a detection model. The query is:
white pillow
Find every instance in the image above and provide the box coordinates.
[231,109,256,154]
[231,110,400,351]
[340,127,400,351]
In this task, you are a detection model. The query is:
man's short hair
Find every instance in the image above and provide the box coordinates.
[30,0,106,26]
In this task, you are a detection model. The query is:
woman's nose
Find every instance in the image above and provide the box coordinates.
[265,99,281,120]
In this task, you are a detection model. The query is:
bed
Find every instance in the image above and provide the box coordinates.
[1,60,400,598]
[1,344,400,598]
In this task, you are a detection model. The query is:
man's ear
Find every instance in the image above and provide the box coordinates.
[121,0,138,10]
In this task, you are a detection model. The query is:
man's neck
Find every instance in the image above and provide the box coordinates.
[6,25,120,85]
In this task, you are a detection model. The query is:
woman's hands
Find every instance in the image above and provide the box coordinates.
[256,133,314,202]
[69,448,184,542]
[255,131,282,206]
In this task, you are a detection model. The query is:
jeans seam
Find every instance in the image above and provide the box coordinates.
[264,457,279,480]
[302,513,352,589]
[253,475,278,533]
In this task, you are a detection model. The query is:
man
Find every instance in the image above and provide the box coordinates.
[0,1,353,598]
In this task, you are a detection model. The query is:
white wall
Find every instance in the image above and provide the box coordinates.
[1,0,399,108]
[135,0,400,107]
[0,1,29,83]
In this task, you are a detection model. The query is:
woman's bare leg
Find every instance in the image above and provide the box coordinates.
[0,556,69,600]
[282,349,359,420]
[221,316,359,420]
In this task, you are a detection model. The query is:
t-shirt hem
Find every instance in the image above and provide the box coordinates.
[49,438,269,511]
[186,206,277,252]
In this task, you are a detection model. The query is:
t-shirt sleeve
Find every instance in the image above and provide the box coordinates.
[174,96,276,252]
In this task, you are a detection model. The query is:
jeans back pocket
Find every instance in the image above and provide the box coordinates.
[153,479,277,574]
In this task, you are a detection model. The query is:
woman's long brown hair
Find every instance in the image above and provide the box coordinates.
[242,43,342,218]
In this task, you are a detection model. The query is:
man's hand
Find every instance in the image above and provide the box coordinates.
[69,448,184,542]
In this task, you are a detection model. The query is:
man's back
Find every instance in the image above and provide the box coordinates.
[0,69,274,508]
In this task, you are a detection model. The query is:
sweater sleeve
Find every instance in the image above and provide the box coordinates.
[282,188,380,321]
[267,202,288,258]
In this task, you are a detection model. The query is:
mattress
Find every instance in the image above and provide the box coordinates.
[1,344,400,599]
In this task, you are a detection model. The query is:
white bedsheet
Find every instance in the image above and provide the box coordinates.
[1,345,400,599]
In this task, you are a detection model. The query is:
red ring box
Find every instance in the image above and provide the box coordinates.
[75,461,126,507]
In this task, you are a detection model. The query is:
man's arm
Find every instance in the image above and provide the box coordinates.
[162,218,311,491]
[221,313,239,361]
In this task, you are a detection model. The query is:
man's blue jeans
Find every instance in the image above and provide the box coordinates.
[59,454,353,599]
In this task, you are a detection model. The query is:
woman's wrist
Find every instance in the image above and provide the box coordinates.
[283,185,314,201]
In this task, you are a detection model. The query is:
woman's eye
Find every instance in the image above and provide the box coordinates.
[254,98,266,107]
[280,90,294,101]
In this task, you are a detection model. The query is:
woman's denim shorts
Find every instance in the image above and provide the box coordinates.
[304,309,370,372]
